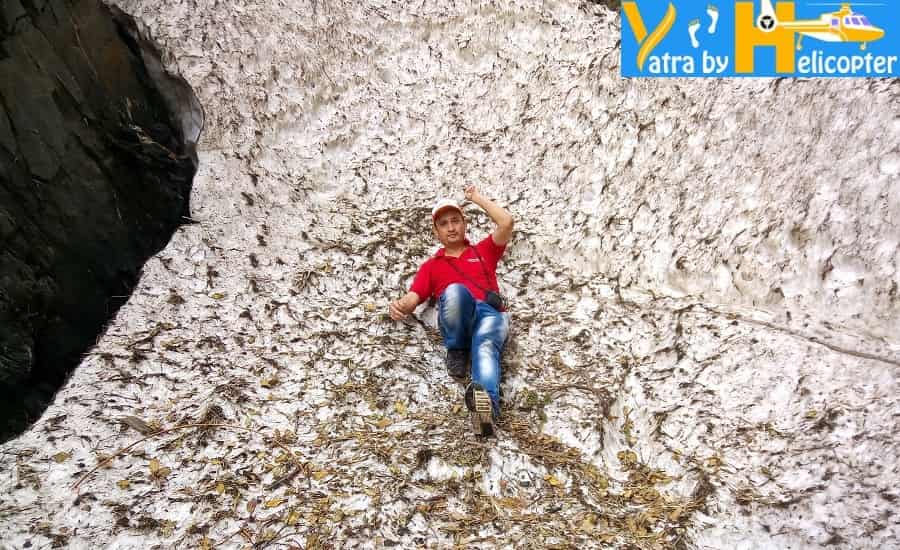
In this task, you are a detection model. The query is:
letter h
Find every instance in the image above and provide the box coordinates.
[735,1,796,73]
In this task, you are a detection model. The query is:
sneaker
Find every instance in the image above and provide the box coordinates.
[446,349,468,380]
[465,383,495,437]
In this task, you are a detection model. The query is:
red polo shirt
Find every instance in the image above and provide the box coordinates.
[410,235,506,306]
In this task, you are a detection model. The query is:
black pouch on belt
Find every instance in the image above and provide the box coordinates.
[442,246,509,311]
[484,290,507,311]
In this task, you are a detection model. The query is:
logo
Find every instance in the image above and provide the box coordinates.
[621,1,899,77]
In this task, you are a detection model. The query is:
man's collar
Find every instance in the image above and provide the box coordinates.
[435,239,471,257]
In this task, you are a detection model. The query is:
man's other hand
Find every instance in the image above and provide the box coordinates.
[463,185,514,245]
[389,299,409,321]
[390,292,421,321]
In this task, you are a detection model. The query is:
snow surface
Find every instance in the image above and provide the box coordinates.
[1,1,898,549]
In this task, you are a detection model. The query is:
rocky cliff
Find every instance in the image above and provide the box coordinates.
[0,0,200,440]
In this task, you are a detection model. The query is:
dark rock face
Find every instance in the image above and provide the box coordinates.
[0,0,202,441]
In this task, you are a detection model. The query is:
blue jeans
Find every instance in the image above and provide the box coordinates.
[438,284,509,415]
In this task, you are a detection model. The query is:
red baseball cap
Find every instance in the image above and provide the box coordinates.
[431,199,463,222]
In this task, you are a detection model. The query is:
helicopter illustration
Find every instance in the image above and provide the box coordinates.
[756,1,885,50]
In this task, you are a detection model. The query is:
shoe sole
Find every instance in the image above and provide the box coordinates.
[470,389,494,437]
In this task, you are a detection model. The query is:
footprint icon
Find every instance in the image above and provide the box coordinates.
[688,18,701,48]
[707,4,719,34]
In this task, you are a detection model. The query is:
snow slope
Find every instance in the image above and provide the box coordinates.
[1,1,898,548]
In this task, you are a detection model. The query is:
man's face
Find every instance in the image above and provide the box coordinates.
[433,209,466,247]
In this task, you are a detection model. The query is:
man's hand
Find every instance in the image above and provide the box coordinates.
[464,185,514,246]
[389,291,421,321]
[389,299,409,321]
[465,185,482,203]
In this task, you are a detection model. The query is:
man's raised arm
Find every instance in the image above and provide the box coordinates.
[465,185,514,245]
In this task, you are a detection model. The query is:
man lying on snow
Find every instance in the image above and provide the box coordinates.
[389,186,514,436]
